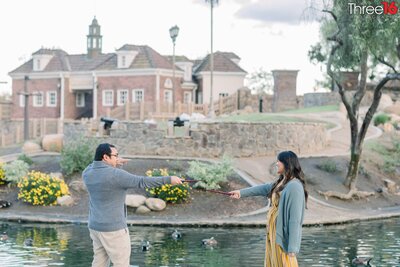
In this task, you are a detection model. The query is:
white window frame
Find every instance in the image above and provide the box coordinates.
[183,92,192,104]
[117,89,129,106]
[102,90,114,106]
[132,89,144,103]
[33,92,44,107]
[46,91,57,107]
[164,90,172,103]
[19,94,25,107]
[76,92,85,107]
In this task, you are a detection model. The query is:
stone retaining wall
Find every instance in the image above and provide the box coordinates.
[64,121,328,158]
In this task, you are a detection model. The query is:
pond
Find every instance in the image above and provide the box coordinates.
[0,217,399,267]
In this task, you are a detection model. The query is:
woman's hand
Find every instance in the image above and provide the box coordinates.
[229,190,241,199]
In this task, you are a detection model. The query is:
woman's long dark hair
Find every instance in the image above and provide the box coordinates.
[268,151,308,204]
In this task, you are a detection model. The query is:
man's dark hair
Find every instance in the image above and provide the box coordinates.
[94,143,115,161]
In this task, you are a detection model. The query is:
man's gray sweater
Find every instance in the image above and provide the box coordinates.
[83,161,171,232]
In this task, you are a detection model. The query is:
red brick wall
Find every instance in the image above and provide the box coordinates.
[96,76,158,116]
[11,78,60,119]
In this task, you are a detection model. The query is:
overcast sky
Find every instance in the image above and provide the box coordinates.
[0,0,324,95]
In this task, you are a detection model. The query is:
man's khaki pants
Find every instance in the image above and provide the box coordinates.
[89,228,131,267]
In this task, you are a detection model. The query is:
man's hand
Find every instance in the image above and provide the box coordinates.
[116,158,129,166]
[229,190,241,199]
[170,176,183,185]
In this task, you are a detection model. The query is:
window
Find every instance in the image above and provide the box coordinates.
[33,92,44,107]
[19,94,25,107]
[36,59,41,70]
[164,90,172,103]
[132,89,144,103]
[47,91,57,107]
[102,90,114,106]
[183,92,192,104]
[122,56,126,67]
[76,92,85,107]
[164,78,173,89]
[117,90,129,106]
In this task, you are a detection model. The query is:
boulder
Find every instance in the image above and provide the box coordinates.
[384,179,398,194]
[22,141,42,154]
[145,198,166,211]
[125,194,146,208]
[136,205,151,214]
[69,180,87,193]
[57,195,74,206]
[384,102,400,116]
[42,134,64,152]
[378,94,393,111]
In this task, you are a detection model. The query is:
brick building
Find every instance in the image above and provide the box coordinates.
[9,17,247,120]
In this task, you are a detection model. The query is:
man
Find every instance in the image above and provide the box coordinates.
[83,143,182,267]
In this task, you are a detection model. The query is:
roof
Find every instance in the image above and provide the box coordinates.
[9,44,174,74]
[193,51,246,74]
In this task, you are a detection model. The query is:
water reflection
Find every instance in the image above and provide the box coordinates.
[0,218,399,266]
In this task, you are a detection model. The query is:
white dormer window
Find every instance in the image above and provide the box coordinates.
[116,50,138,68]
[32,54,53,71]
[164,78,173,89]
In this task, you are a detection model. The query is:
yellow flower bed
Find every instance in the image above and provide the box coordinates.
[17,171,70,206]
[0,162,5,185]
[145,168,190,203]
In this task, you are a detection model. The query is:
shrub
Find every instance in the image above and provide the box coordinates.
[3,160,30,184]
[60,136,98,176]
[0,162,6,185]
[316,159,338,173]
[145,168,190,203]
[17,171,70,206]
[17,154,33,165]
[373,113,391,126]
[187,156,234,190]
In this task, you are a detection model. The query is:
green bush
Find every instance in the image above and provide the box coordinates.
[17,154,33,165]
[0,162,6,185]
[60,136,98,176]
[316,159,338,173]
[373,113,391,126]
[187,156,234,190]
[3,160,30,184]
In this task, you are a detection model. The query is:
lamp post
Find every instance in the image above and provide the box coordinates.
[23,76,30,140]
[206,0,219,118]
[169,25,179,113]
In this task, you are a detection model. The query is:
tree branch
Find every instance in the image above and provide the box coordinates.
[376,57,398,73]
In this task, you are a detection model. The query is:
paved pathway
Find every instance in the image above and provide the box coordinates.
[232,110,400,226]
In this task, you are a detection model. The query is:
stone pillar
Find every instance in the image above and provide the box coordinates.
[272,70,299,112]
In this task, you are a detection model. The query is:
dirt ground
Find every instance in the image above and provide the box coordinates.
[0,133,399,220]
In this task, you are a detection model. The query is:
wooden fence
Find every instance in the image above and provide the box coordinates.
[0,101,12,120]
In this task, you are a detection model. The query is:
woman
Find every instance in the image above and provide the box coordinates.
[230,151,308,267]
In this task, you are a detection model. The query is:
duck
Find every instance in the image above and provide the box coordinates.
[201,237,217,246]
[352,257,372,266]
[0,232,8,241]
[0,200,11,209]
[171,229,182,240]
[24,238,33,246]
[141,240,151,251]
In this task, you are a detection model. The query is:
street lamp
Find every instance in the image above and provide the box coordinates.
[169,25,179,113]
[206,0,219,118]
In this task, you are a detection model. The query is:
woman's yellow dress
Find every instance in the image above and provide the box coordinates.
[265,192,298,267]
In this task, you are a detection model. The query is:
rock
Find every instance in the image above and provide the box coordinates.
[145,198,166,211]
[136,205,151,214]
[383,122,394,133]
[69,180,87,192]
[57,195,74,206]
[378,94,393,111]
[384,179,398,194]
[384,102,400,116]
[50,172,63,180]
[22,141,42,154]
[125,194,146,208]
[42,134,64,152]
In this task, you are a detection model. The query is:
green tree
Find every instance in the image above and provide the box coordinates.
[309,0,400,199]
[246,68,274,95]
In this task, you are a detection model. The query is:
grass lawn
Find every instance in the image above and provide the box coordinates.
[282,105,340,114]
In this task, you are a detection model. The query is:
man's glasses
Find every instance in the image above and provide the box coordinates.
[109,153,119,158]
